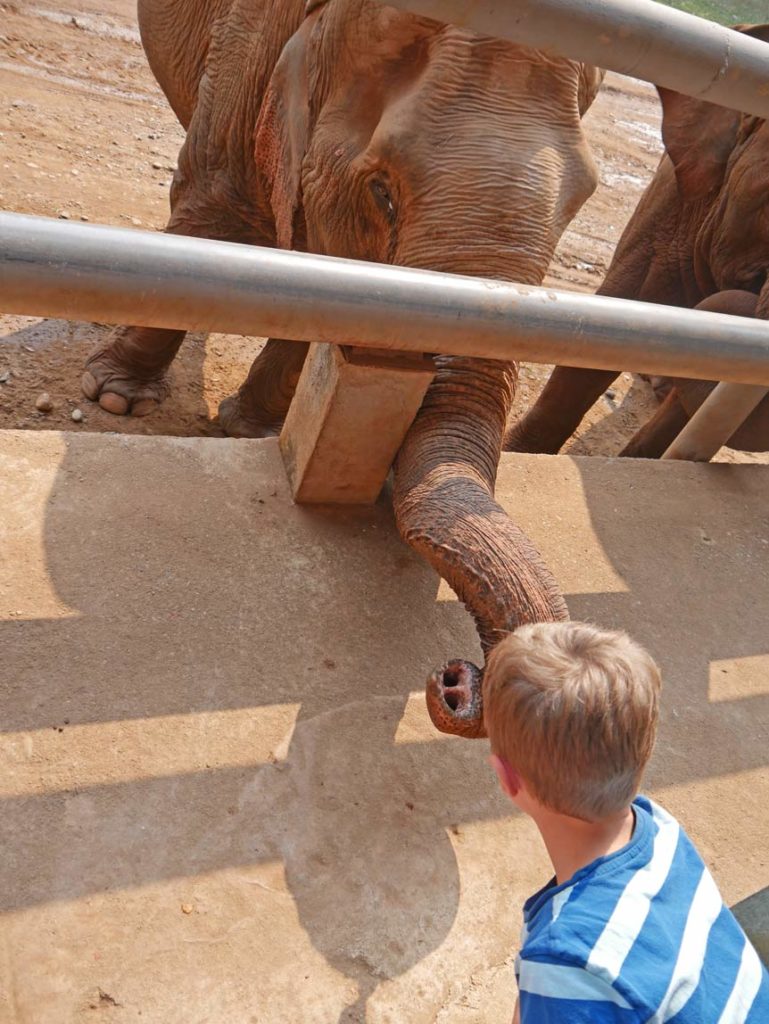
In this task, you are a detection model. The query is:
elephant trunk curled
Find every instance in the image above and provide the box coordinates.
[392,357,569,738]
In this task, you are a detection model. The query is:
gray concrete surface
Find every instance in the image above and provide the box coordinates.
[1,430,767,1023]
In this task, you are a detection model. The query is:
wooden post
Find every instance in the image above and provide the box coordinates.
[280,344,434,504]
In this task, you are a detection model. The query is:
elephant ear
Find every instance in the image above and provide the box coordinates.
[255,12,324,249]
[732,23,769,43]
[657,87,740,201]
[578,65,604,118]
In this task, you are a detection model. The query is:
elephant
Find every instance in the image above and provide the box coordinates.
[504,22,769,460]
[81,0,605,737]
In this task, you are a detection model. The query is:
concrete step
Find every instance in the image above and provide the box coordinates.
[2,430,768,1021]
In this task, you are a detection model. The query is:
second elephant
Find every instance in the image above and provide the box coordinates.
[505,23,769,460]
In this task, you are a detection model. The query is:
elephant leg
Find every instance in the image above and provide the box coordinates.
[618,389,691,458]
[503,366,619,453]
[218,339,309,438]
[82,142,265,417]
[81,319,188,417]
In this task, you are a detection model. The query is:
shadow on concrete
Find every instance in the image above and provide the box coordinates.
[565,460,769,789]
[2,435,768,1016]
[0,434,497,1017]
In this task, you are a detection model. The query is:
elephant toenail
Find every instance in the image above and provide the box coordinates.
[99,392,130,415]
[131,398,158,417]
[81,371,99,401]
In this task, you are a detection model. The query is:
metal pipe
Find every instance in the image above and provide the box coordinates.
[381,0,769,119]
[2,212,769,384]
[662,382,769,461]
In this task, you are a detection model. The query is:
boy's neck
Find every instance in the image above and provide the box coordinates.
[532,804,636,886]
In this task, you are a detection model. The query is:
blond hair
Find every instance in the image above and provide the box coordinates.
[483,622,660,821]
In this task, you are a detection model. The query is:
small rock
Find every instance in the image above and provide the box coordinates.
[130,217,142,227]
[71,408,84,423]
[80,215,89,222]
[0,371,10,384]
[71,168,79,176]
[58,211,70,220]
[605,389,617,401]
[181,903,194,915]
[35,392,54,413]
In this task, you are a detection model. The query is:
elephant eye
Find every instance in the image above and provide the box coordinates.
[369,178,396,222]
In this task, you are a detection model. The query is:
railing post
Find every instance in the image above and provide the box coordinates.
[662,383,769,462]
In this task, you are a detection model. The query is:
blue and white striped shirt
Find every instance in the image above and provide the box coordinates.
[517,796,769,1022]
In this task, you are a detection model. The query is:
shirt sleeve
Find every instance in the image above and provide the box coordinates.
[518,955,643,1024]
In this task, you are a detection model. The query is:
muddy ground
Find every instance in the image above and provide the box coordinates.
[0,1,764,462]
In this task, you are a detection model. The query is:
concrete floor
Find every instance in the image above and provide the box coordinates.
[1,430,768,1023]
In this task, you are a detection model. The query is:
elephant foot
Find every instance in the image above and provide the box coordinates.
[503,421,561,454]
[81,327,181,416]
[217,391,284,438]
[425,659,486,738]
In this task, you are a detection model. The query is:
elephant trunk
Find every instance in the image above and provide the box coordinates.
[392,356,569,738]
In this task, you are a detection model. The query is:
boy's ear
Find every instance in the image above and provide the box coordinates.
[490,755,521,800]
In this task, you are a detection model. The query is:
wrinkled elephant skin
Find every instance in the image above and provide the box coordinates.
[505,22,769,460]
[83,0,605,736]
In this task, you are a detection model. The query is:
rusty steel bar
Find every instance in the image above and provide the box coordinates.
[381,0,769,119]
[2,212,769,384]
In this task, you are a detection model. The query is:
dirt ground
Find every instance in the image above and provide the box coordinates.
[0,1,765,463]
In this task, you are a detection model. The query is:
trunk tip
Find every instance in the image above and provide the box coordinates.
[425,659,486,739]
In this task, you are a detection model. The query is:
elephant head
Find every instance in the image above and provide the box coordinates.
[257,0,602,277]
[253,0,603,736]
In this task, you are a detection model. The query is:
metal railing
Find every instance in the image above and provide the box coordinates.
[381,0,769,119]
[2,213,769,389]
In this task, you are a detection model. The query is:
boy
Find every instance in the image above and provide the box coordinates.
[484,621,769,1023]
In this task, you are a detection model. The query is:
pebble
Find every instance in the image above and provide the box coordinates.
[35,392,54,413]
[181,903,193,915]
[71,408,84,423]
[58,211,70,220]
[0,372,10,384]
[131,217,142,226]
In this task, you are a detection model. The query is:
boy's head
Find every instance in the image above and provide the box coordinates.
[483,621,660,822]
